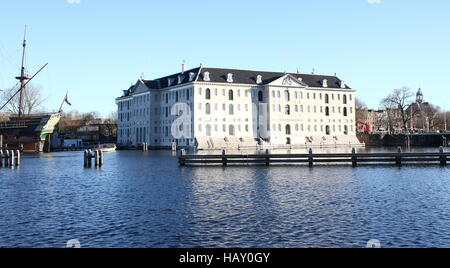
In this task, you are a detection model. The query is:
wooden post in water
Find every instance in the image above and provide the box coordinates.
[4,150,9,167]
[439,147,447,166]
[222,149,227,167]
[443,136,447,148]
[352,148,357,167]
[265,149,270,166]
[15,150,20,167]
[9,150,15,167]
[94,150,100,167]
[84,150,89,167]
[0,135,3,149]
[179,149,186,166]
[396,147,402,166]
[99,150,104,167]
[308,148,313,167]
[172,142,177,152]
[0,150,3,168]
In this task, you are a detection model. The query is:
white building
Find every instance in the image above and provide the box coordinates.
[116,66,362,149]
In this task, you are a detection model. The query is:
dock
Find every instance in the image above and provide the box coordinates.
[179,148,450,167]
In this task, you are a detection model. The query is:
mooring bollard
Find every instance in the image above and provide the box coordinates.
[352,148,357,167]
[439,146,447,166]
[308,148,313,167]
[396,147,402,166]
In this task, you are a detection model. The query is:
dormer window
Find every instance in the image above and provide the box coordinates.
[322,79,328,88]
[168,78,176,87]
[340,80,346,89]
[227,73,234,83]
[203,72,210,82]
[178,75,185,84]
[189,72,196,82]
[256,75,262,84]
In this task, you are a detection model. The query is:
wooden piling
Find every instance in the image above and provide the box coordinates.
[10,150,15,167]
[440,147,447,166]
[4,150,9,167]
[352,148,357,167]
[222,149,227,167]
[15,150,20,166]
[396,147,402,166]
[94,150,100,167]
[308,148,313,167]
[172,142,177,152]
[265,149,270,166]
[0,150,3,168]
[0,135,3,149]
[179,149,186,166]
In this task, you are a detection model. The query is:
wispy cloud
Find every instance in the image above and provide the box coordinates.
[67,0,81,4]
[367,0,381,4]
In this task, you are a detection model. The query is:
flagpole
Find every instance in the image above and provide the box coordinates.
[59,91,68,113]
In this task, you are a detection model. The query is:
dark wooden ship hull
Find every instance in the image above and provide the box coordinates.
[0,113,61,153]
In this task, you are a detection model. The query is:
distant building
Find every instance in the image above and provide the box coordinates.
[53,119,117,148]
[116,66,362,149]
[406,88,435,132]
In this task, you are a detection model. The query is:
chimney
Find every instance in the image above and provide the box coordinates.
[181,61,188,74]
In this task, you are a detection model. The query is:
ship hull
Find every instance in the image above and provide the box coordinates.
[0,113,61,153]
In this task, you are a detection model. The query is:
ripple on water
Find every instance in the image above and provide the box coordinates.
[0,150,450,248]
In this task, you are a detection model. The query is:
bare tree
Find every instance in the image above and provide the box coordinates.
[355,98,368,123]
[0,84,47,115]
[102,111,118,138]
[381,87,416,132]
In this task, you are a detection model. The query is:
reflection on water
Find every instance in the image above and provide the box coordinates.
[0,149,449,248]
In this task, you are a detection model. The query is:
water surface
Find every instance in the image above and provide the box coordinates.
[0,149,449,248]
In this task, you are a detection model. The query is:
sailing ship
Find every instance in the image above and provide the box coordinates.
[0,29,63,153]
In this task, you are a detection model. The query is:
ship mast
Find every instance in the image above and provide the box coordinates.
[15,26,30,117]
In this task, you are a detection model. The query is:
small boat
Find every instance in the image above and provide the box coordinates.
[92,143,117,153]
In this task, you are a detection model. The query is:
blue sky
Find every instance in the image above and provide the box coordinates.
[1,0,449,116]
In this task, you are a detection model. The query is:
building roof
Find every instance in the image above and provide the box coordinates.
[121,66,351,97]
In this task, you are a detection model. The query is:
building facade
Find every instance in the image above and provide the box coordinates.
[116,66,361,149]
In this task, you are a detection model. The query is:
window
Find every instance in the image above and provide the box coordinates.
[343,107,348,117]
[206,88,211,100]
[206,103,211,115]
[258,91,264,102]
[344,125,349,135]
[285,105,291,115]
[326,125,331,135]
[325,94,329,104]
[228,90,234,101]
[285,90,290,101]
[206,125,212,137]
[229,125,236,136]
[286,125,291,135]
[229,104,234,115]
[343,95,347,104]
[325,107,330,116]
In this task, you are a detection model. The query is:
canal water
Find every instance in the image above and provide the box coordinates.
[1,148,450,248]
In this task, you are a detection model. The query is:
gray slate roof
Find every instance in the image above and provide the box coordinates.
[123,66,350,97]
